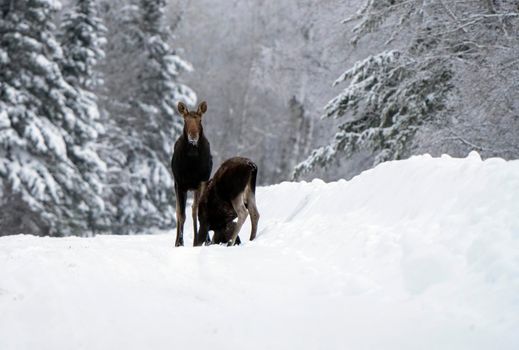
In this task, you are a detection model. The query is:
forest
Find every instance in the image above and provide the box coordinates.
[1,0,518,236]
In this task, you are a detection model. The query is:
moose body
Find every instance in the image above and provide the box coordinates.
[171,101,212,247]
[197,157,260,246]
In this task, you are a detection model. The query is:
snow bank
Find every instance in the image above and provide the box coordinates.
[1,152,518,349]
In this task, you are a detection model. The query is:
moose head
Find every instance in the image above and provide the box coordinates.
[177,101,207,146]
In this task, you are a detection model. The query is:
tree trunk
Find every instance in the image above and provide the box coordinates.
[484,0,496,14]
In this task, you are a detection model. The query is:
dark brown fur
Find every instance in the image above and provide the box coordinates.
[197,157,260,246]
[171,101,212,247]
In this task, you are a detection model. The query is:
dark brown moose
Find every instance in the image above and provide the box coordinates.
[171,101,212,247]
[197,157,260,246]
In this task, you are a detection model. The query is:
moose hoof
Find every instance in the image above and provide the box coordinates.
[227,238,240,247]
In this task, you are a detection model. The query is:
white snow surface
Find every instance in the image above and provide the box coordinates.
[1,152,519,349]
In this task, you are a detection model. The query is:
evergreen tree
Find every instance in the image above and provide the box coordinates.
[59,0,107,90]
[58,0,113,232]
[294,0,519,179]
[135,0,196,161]
[0,0,108,236]
[99,0,195,233]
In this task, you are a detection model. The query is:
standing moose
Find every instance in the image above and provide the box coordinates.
[171,101,212,247]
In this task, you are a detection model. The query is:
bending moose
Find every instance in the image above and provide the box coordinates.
[197,157,260,246]
[171,101,212,247]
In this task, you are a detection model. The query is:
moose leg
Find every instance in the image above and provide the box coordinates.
[246,190,260,241]
[192,189,200,247]
[197,216,210,247]
[198,181,207,197]
[175,184,187,247]
[194,182,211,246]
[228,193,249,246]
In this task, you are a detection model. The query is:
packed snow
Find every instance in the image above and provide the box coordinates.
[1,152,518,349]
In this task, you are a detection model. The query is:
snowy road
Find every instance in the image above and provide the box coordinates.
[1,153,519,349]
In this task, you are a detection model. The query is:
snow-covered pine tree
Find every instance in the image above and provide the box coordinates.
[58,0,113,232]
[293,0,519,179]
[59,0,107,90]
[0,0,108,236]
[99,0,195,233]
[293,50,453,179]
[135,0,195,157]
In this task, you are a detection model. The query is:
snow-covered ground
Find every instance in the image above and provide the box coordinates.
[1,152,518,349]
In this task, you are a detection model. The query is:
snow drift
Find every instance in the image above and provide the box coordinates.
[1,152,518,349]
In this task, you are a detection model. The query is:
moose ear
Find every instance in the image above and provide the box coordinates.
[177,101,188,116]
[197,101,207,115]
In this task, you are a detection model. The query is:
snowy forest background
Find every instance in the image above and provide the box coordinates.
[1,0,518,237]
